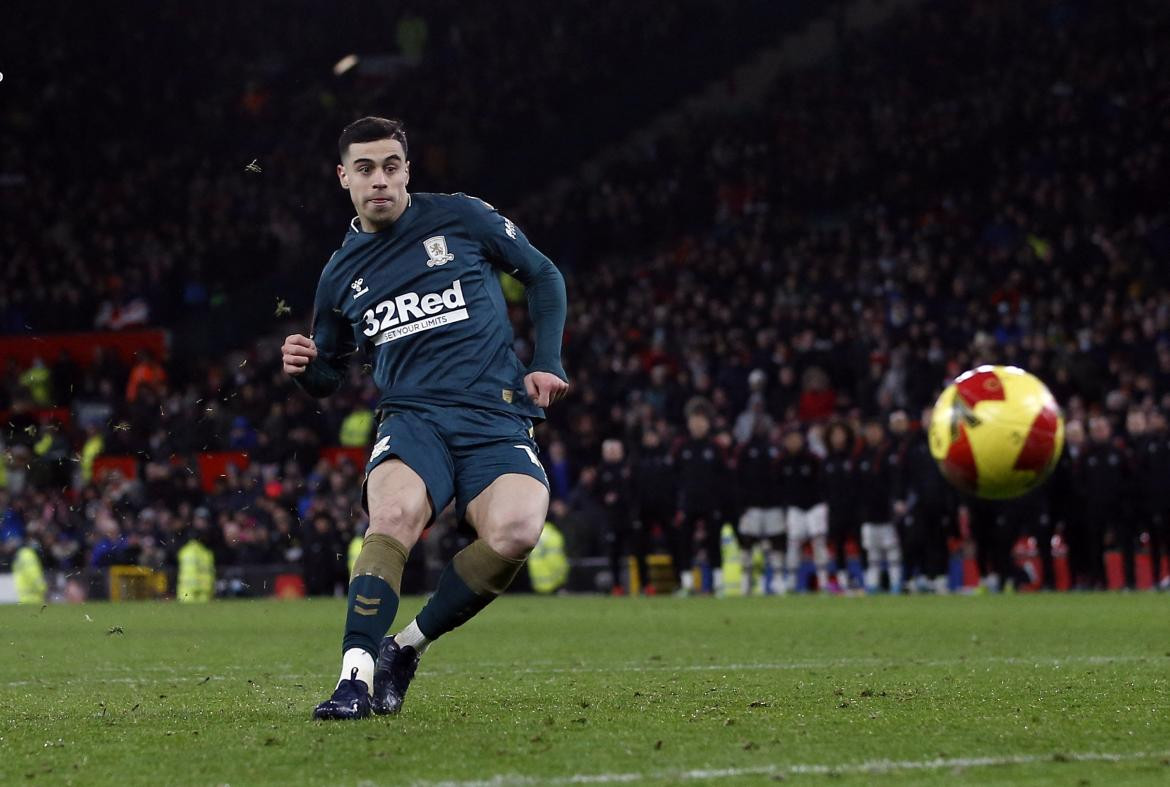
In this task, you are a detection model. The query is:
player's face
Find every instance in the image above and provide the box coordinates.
[338,139,410,230]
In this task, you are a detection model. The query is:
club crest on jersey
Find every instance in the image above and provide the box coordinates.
[424,236,455,267]
[350,278,369,299]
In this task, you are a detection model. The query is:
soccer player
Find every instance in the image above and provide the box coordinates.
[283,118,568,720]
[597,438,642,595]
[778,427,828,592]
[732,419,784,594]
[821,421,858,591]
[671,398,730,594]
[857,419,902,593]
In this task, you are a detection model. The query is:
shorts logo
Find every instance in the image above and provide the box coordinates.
[370,435,391,461]
[424,236,455,268]
[514,444,541,468]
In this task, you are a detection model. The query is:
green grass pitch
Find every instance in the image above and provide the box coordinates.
[1,594,1168,785]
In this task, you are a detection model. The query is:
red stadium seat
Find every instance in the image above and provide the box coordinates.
[93,456,139,483]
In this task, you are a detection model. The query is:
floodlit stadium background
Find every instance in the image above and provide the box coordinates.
[2,0,1169,601]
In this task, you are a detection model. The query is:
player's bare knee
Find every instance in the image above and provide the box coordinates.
[484,515,544,560]
[368,501,426,544]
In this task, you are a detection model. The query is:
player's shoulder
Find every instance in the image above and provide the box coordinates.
[325,217,363,266]
[315,219,363,288]
[416,191,498,219]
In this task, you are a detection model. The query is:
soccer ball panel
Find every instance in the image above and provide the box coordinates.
[929,366,1065,500]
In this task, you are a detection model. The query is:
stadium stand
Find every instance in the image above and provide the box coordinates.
[2,0,1169,594]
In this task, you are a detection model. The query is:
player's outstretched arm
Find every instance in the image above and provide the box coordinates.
[458,194,569,405]
[514,259,568,407]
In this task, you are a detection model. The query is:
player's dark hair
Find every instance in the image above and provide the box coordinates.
[338,117,408,162]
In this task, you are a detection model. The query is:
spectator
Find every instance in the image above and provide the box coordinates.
[125,350,167,403]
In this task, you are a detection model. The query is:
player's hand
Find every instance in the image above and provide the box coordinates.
[282,334,317,376]
[524,371,569,408]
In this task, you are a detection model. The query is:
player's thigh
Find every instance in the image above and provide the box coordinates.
[448,409,549,555]
[861,523,877,552]
[787,507,809,543]
[880,524,900,551]
[739,507,764,538]
[762,507,785,538]
[808,503,829,539]
[365,459,432,548]
[363,410,455,544]
[464,473,550,559]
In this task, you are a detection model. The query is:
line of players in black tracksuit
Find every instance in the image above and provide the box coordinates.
[594,400,1170,594]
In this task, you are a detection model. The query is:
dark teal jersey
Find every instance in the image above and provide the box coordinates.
[295,192,567,419]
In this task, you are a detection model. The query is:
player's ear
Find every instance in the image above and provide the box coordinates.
[403,160,410,187]
[337,164,349,190]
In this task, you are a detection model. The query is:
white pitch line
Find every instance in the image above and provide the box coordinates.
[419,750,1170,786]
[2,654,1157,688]
[444,654,1155,675]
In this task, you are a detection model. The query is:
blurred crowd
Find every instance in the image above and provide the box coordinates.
[3,0,1170,592]
[0,0,791,336]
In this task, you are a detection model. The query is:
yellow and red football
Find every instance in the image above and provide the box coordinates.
[928,365,1065,500]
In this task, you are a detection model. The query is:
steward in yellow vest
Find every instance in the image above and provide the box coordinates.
[14,542,47,604]
[177,538,215,602]
[528,522,569,594]
[347,534,363,577]
[339,409,375,447]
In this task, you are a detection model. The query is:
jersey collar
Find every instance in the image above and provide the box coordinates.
[349,193,413,235]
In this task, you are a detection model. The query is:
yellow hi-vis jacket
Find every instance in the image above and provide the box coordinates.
[80,434,104,484]
[348,535,363,577]
[339,409,375,447]
[177,540,215,602]
[528,522,569,594]
[14,545,47,604]
[720,523,744,596]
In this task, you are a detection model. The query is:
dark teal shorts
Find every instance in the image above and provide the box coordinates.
[362,404,548,522]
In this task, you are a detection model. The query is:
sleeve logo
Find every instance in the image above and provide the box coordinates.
[424,236,455,267]
[370,435,392,461]
[503,218,518,240]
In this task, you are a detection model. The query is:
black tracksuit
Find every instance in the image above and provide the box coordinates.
[597,458,644,590]
[822,449,858,565]
[778,449,824,511]
[734,435,781,544]
[1136,431,1170,585]
[856,443,895,526]
[734,435,780,512]
[899,433,957,580]
[1079,438,1131,588]
[672,437,730,575]
[1048,445,1088,586]
[634,443,676,533]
